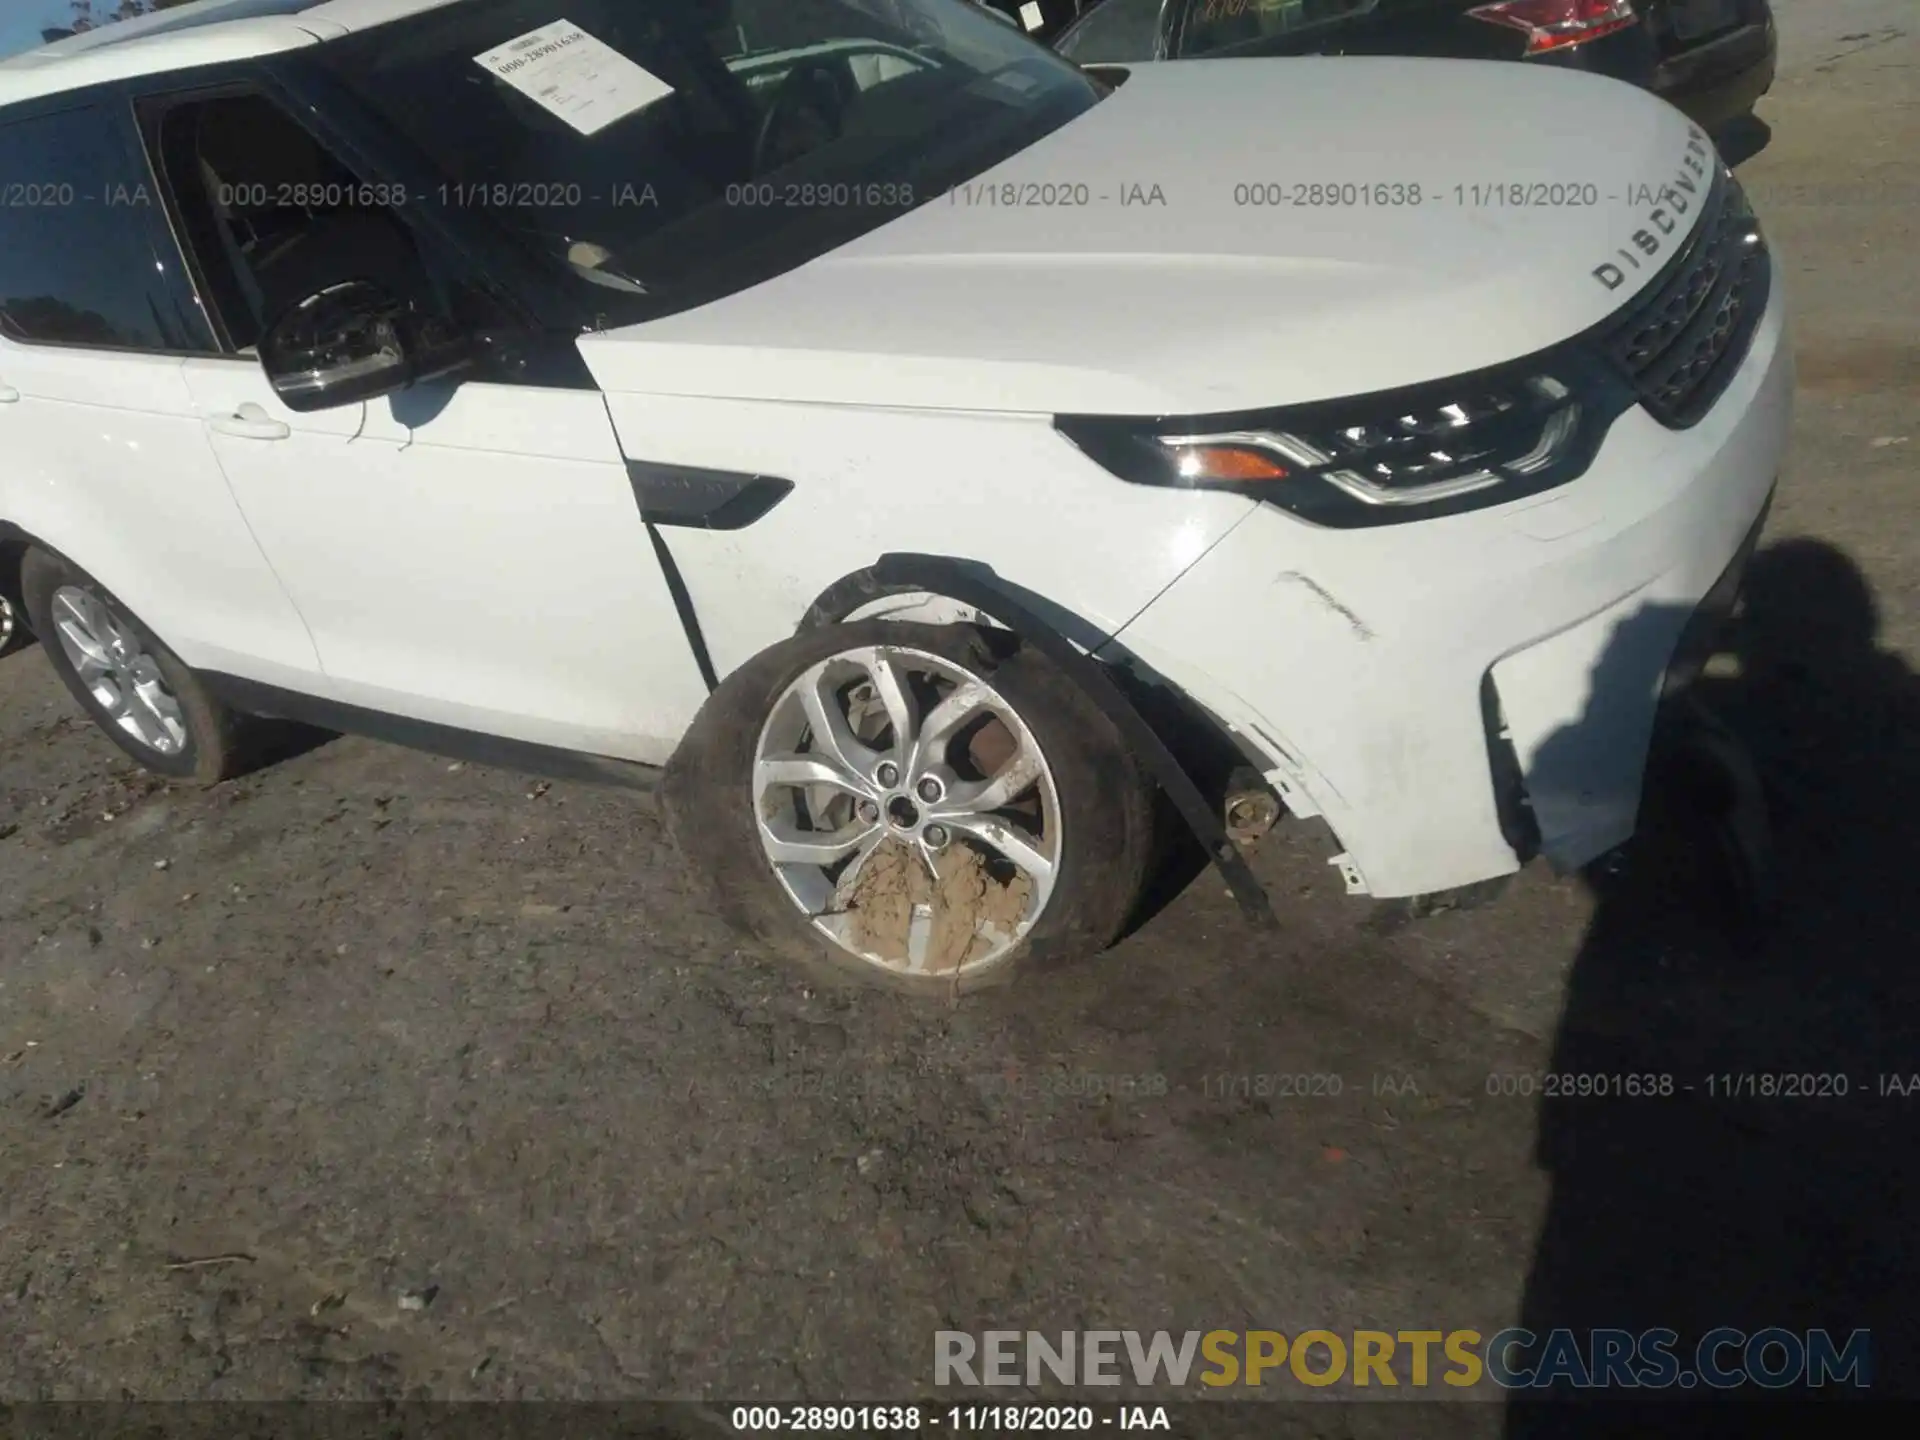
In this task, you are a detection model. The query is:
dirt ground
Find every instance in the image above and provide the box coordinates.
[3,2,1918,1428]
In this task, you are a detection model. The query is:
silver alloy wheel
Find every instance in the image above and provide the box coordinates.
[49,585,188,756]
[0,593,15,650]
[753,644,1061,976]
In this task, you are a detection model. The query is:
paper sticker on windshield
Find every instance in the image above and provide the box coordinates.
[473,21,673,136]
[1019,2,1044,28]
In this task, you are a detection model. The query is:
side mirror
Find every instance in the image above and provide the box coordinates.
[259,280,471,414]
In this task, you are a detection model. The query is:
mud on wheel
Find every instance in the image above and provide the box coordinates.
[662,621,1155,998]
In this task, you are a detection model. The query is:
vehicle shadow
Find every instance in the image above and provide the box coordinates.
[1109,673,1251,941]
[243,716,337,772]
[1506,539,1920,1429]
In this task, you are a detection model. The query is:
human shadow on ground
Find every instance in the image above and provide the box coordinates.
[1507,538,1920,1430]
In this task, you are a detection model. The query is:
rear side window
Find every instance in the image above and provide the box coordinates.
[0,104,210,351]
[1055,0,1165,63]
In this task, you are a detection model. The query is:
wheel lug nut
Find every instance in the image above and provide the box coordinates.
[876,761,899,788]
[916,777,941,803]
[857,799,879,823]
[923,824,949,848]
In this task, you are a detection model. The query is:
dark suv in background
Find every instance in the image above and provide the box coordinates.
[992,0,1776,134]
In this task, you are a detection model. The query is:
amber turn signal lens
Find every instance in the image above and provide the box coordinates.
[1169,445,1291,484]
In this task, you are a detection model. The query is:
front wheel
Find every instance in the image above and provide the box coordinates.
[662,621,1155,999]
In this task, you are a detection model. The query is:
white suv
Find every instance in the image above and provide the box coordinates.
[0,0,1789,995]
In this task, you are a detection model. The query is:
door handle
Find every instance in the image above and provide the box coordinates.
[207,403,290,441]
[0,383,20,404]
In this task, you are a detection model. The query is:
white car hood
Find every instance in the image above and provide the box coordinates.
[578,57,1720,416]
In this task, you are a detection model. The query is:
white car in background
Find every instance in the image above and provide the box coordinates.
[0,0,1788,996]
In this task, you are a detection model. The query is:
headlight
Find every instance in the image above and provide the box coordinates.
[1055,355,1630,527]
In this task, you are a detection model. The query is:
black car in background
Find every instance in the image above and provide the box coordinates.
[985,0,1776,134]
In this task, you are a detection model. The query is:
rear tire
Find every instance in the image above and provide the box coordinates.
[22,547,252,784]
[0,589,27,658]
[662,621,1156,1000]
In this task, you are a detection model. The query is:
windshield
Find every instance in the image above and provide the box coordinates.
[312,0,1102,324]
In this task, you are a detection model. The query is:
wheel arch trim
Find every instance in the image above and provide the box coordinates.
[0,520,30,599]
[0,520,146,644]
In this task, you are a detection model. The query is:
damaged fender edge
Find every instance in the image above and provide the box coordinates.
[1212,704,1377,897]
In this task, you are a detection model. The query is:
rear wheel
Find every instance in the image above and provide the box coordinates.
[0,589,25,658]
[663,621,1155,998]
[21,547,251,784]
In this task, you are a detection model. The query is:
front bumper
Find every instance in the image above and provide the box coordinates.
[1485,484,1771,875]
[1105,279,1793,901]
